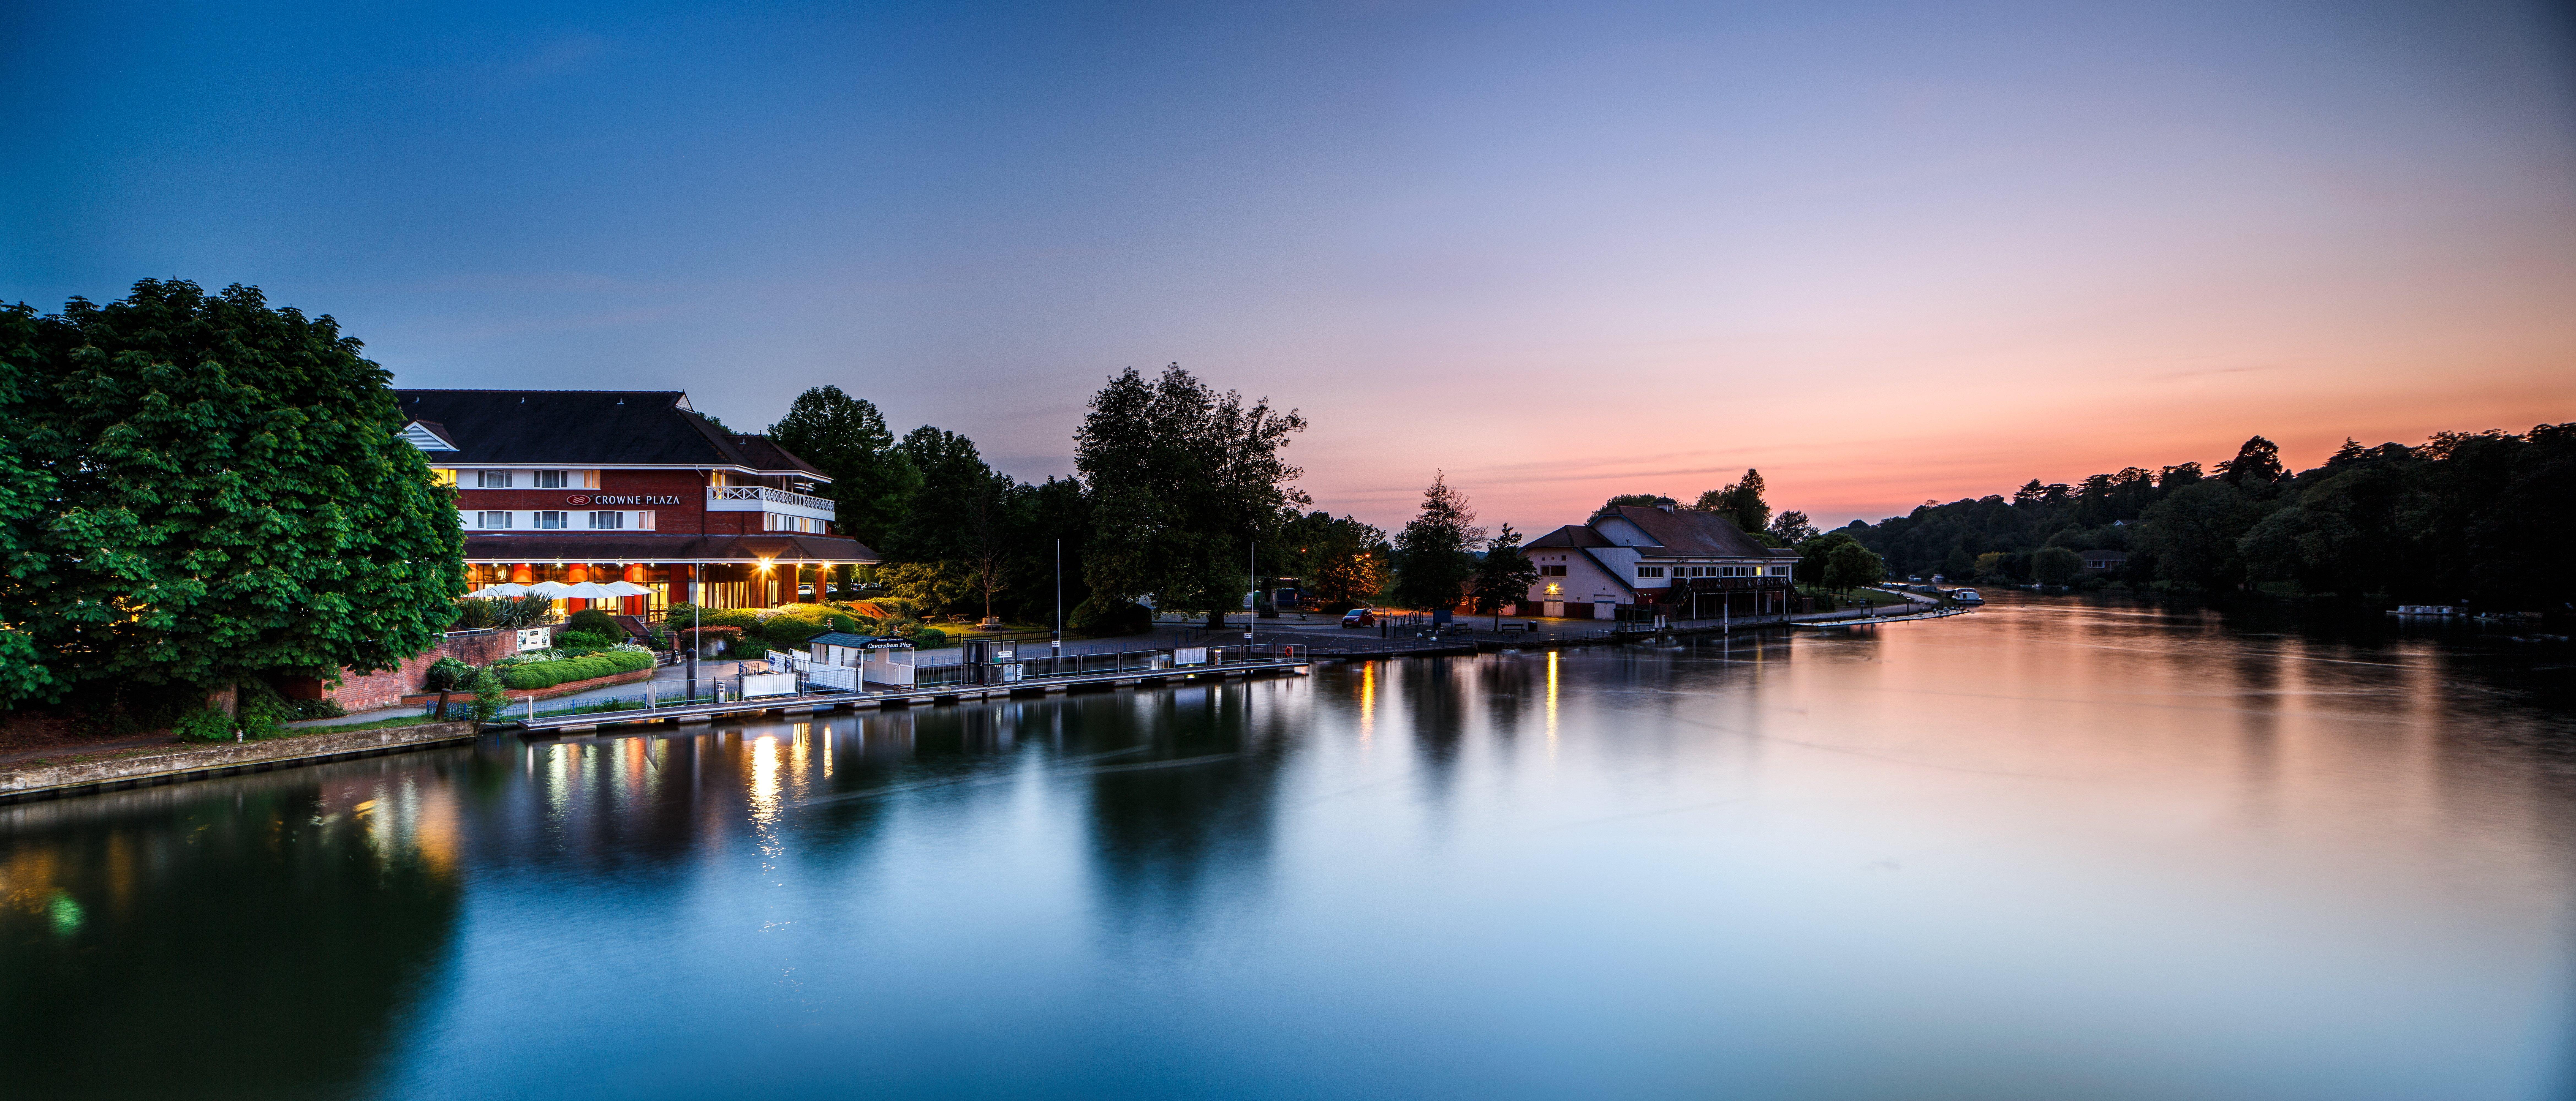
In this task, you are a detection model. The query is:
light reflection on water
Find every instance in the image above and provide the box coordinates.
[2,594,2573,1099]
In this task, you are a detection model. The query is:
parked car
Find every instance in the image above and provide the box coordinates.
[1341,608,1377,628]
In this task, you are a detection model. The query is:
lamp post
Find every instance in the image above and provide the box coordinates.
[1053,538,1062,657]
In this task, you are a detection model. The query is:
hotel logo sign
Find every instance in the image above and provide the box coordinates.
[567,494,681,506]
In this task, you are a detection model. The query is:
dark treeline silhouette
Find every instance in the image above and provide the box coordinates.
[1842,426,2576,612]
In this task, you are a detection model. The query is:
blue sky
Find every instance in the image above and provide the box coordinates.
[8,1,2574,530]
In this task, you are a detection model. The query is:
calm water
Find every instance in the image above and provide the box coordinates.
[6,595,2574,1099]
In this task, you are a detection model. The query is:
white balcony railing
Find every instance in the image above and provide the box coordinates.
[707,485,836,519]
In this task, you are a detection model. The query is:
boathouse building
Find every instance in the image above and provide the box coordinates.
[1523,504,1798,619]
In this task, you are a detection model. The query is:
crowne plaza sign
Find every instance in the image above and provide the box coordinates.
[566,494,683,506]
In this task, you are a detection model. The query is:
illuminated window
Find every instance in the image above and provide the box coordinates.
[430,468,458,487]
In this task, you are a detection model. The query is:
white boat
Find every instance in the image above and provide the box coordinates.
[1949,588,1984,604]
[2388,605,2460,617]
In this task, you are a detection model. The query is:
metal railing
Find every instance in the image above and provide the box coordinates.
[707,485,835,514]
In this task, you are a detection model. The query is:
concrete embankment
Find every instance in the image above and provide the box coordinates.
[0,720,481,805]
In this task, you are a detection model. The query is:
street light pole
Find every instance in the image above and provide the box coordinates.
[1053,538,1062,657]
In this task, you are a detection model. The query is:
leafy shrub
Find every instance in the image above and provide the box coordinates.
[762,617,831,651]
[908,627,950,649]
[425,656,473,691]
[468,667,509,725]
[565,607,624,639]
[556,630,615,653]
[236,681,295,739]
[452,595,553,630]
[497,648,654,690]
[173,706,233,743]
[290,698,345,720]
[663,604,763,631]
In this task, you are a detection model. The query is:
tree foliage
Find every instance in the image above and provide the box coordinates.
[1283,511,1388,610]
[0,280,465,707]
[1390,472,1484,612]
[1693,468,1770,535]
[1469,523,1538,615]
[764,385,920,550]
[1834,426,2576,609]
[1076,364,1308,623]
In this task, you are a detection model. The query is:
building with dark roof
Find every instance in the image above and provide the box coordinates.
[396,389,878,614]
[1522,505,1800,619]
[2080,549,2130,573]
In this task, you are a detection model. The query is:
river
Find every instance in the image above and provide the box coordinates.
[4,594,2572,1099]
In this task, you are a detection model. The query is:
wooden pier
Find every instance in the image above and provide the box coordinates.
[519,657,1311,736]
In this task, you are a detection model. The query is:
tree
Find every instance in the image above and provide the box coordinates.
[1390,473,1483,613]
[1076,364,1308,626]
[2136,481,2261,591]
[1823,540,1885,593]
[1767,510,1819,544]
[764,385,920,550]
[2218,435,2286,495]
[0,280,466,708]
[1692,469,1770,534]
[1469,523,1539,620]
[2030,546,2083,585]
[1596,493,1675,515]
[882,426,1013,618]
[1285,511,1388,610]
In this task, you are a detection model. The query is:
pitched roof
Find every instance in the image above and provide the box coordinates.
[806,631,877,648]
[1604,506,1798,559]
[391,389,825,476]
[1525,524,1615,549]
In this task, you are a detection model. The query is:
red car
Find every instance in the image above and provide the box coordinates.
[1341,608,1377,628]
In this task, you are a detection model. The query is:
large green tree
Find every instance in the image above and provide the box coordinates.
[1075,364,1308,626]
[1282,511,1388,610]
[1468,523,1538,618]
[1390,472,1483,613]
[764,385,920,550]
[0,280,465,708]
[1694,468,1771,535]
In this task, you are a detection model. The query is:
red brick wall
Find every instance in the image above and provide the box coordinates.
[314,629,522,713]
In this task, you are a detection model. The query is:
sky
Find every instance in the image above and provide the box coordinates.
[7,1,2575,533]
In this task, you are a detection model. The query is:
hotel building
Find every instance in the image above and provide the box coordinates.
[400,389,878,615]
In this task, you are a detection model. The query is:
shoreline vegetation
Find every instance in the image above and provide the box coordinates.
[1836,429,2576,618]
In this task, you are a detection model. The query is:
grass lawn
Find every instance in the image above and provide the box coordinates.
[281,713,449,734]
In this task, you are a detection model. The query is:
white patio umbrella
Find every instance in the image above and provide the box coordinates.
[558,582,621,600]
[525,581,575,597]
[465,583,531,598]
[597,581,651,597]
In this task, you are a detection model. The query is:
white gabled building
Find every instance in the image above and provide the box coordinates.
[1523,504,1800,619]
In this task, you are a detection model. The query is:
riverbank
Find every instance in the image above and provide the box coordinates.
[0,719,480,804]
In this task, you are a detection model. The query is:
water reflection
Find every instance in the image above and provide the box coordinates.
[2,594,2572,1099]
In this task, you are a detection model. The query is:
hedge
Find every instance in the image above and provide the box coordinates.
[499,648,655,690]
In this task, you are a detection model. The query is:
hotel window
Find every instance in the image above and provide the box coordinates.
[589,511,624,530]
[533,470,569,489]
[477,511,514,529]
[477,470,513,488]
[430,468,458,487]
[1636,566,1664,579]
[533,511,568,529]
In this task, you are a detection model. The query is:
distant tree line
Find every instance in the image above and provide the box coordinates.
[1839,427,2576,611]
